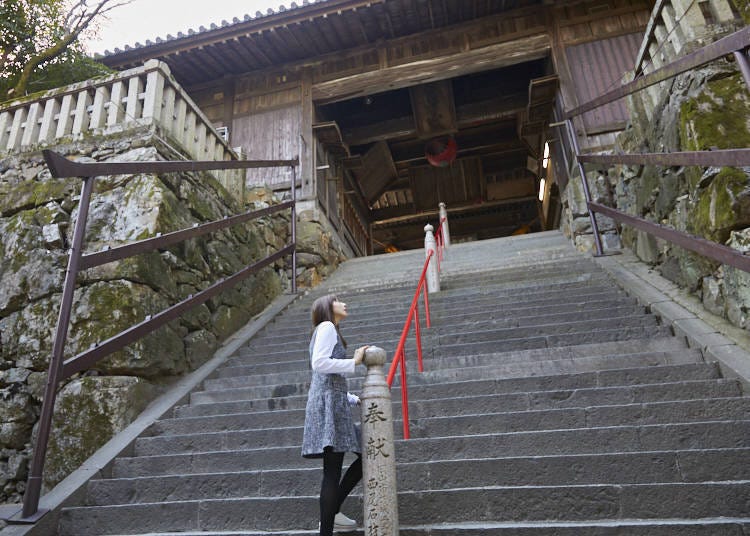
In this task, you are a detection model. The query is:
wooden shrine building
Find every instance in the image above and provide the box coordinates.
[100,0,653,255]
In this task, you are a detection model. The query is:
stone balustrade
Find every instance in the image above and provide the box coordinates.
[633,0,742,119]
[0,59,242,198]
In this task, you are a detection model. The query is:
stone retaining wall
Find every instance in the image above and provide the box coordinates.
[561,62,750,333]
[0,128,345,503]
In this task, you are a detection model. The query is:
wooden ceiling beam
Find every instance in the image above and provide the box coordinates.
[237,34,274,66]
[352,8,371,44]
[265,28,295,62]
[295,20,328,56]
[372,196,537,226]
[312,33,551,104]
[179,49,223,79]
[343,93,529,147]
[223,38,257,71]
[279,24,307,54]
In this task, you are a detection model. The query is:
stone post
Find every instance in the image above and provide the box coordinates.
[424,224,441,293]
[438,202,451,247]
[361,346,399,536]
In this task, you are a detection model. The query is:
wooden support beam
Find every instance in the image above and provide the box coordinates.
[344,93,528,147]
[312,33,551,104]
[409,80,457,138]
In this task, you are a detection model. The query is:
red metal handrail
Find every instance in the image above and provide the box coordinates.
[386,249,434,440]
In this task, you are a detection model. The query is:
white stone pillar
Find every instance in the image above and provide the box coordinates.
[20,102,42,147]
[424,224,441,293]
[438,202,451,248]
[361,346,399,536]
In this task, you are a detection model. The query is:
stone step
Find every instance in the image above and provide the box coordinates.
[313,272,602,311]
[190,360,722,406]
[175,378,742,419]
[59,481,750,534]
[215,345,698,386]
[231,322,673,365]
[83,519,750,536]
[202,347,688,394]
[331,270,613,306]
[238,303,648,352]
[438,315,659,345]
[434,325,675,357]
[86,448,750,506]
[58,231,749,536]
[112,420,750,478]
[256,292,636,340]
[270,282,625,324]
[138,398,750,455]
[219,336,690,377]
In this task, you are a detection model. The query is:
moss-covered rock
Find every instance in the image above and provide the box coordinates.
[662,245,718,292]
[0,177,79,218]
[724,228,750,328]
[68,280,187,377]
[690,167,750,243]
[44,376,157,491]
[735,0,750,24]
[679,73,750,152]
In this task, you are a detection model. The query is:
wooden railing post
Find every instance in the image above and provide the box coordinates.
[20,174,96,521]
[361,346,399,536]
[424,224,440,293]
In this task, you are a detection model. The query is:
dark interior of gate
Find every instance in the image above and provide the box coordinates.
[316,58,560,252]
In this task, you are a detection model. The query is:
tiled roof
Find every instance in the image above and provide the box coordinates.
[97,0,323,56]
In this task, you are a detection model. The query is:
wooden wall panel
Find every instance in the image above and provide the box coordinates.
[191,85,226,125]
[232,103,301,187]
[565,32,642,133]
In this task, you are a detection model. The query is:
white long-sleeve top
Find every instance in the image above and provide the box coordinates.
[310,321,356,376]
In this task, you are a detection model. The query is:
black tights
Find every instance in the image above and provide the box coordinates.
[320,448,362,536]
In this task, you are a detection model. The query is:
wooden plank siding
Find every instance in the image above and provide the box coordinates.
[565,32,643,133]
[231,103,301,187]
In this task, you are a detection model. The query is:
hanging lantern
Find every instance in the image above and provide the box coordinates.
[425,136,457,168]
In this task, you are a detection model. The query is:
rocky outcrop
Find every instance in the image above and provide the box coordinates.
[561,63,750,333]
[0,129,315,500]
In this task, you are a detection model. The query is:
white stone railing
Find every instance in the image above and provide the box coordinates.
[0,59,242,198]
[633,0,742,119]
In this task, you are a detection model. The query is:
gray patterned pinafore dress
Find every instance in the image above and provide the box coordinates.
[301,326,361,458]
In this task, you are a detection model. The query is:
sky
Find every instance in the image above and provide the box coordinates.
[84,0,289,55]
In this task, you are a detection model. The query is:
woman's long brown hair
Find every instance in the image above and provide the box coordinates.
[311,294,347,347]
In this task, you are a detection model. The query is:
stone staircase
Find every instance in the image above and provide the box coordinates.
[57,232,750,535]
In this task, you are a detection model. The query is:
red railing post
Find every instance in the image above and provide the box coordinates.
[399,351,410,439]
[414,305,423,373]
[422,280,431,329]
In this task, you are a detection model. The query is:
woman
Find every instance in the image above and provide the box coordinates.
[302,294,369,535]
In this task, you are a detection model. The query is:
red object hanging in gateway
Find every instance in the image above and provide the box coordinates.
[425,137,457,167]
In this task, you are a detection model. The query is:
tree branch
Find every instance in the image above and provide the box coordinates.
[11,0,133,96]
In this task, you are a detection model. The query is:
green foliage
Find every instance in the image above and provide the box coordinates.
[0,0,116,100]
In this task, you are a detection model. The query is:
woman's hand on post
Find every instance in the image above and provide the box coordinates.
[353,345,370,365]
